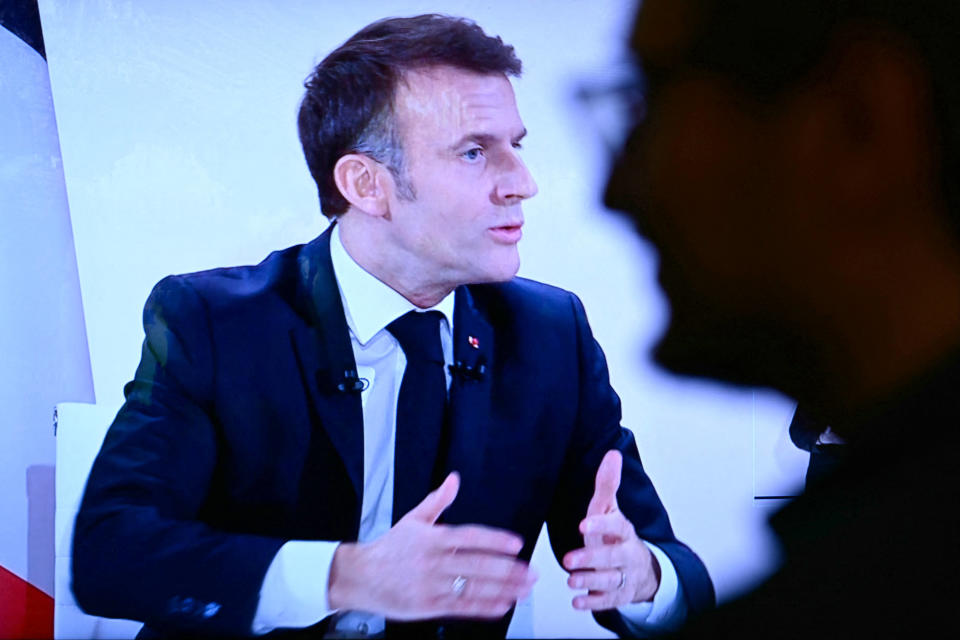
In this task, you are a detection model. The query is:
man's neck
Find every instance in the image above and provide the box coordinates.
[337,216,455,309]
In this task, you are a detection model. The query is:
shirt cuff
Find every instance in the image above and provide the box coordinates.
[251,540,341,634]
[617,542,687,632]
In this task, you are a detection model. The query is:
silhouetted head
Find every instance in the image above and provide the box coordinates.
[606,0,960,411]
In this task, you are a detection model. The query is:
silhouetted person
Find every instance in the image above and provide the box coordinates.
[605,0,960,637]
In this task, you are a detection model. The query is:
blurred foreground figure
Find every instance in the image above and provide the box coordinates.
[606,0,960,636]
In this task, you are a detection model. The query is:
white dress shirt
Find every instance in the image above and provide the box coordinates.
[252,225,685,636]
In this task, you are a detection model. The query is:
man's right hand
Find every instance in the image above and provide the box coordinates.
[327,472,537,620]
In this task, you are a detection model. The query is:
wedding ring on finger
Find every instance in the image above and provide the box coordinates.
[616,569,626,590]
[452,575,468,597]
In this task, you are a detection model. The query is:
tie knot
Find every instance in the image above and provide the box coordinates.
[387,310,445,364]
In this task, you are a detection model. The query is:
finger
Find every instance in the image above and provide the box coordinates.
[572,590,627,611]
[431,572,536,619]
[584,450,624,547]
[444,551,538,584]
[398,594,516,622]
[562,544,625,572]
[439,524,524,555]
[441,596,517,620]
[567,568,623,592]
[406,472,460,524]
[584,530,605,548]
[579,510,634,543]
[586,450,622,518]
[435,571,536,603]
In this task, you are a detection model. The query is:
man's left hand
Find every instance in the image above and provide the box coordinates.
[562,450,661,610]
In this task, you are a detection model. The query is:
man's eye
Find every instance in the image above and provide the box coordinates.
[462,147,484,161]
[512,142,524,150]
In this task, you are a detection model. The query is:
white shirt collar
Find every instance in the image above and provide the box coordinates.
[329,223,455,345]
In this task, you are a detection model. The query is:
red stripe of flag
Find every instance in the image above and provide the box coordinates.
[0,565,54,639]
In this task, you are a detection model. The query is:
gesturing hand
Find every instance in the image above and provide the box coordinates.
[562,450,661,610]
[328,472,537,620]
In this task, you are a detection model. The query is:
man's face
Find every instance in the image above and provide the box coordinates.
[382,66,537,289]
[605,0,808,384]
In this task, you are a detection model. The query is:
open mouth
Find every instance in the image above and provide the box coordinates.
[488,224,523,243]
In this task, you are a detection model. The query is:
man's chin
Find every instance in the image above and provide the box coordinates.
[467,258,520,284]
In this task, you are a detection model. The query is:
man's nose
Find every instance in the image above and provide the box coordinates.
[493,152,538,205]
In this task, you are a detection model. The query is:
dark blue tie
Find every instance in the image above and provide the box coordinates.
[387,310,447,523]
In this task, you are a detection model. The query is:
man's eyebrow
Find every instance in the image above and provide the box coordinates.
[449,128,528,150]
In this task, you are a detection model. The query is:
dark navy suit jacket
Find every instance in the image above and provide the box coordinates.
[72,227,714,637]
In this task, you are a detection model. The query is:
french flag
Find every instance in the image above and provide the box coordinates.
[1,1,95,637]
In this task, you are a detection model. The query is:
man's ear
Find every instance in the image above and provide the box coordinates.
[776,27,937,237]
[333,153,390,217]
[819,28,935,205]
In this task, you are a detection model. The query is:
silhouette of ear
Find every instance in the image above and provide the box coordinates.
[818,28,934,205]
[333,153,390,217]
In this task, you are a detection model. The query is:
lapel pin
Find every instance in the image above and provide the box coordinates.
[468,335,480,349]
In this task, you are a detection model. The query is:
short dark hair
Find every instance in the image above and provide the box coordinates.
[298,14,522,218]
[683,0,960,234]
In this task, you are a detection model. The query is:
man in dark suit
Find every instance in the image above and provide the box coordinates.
[72,15,713,638]
[604,0,960,636]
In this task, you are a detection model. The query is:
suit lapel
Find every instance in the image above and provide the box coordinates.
[443,285,495,524]
[289,225,364,505]
[287,243,500,527]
